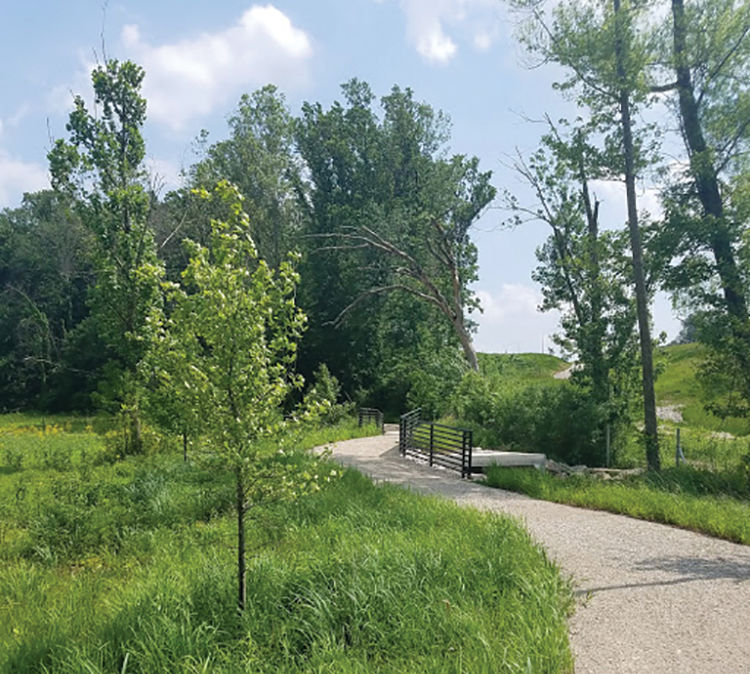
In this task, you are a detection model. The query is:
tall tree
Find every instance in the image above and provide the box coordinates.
[507,124,640,436]
[188,85,304,270]
[297,81,494,383]
[48,60,164,450]
[512,0,661,469]
[612,0,660,470]
[0,191,96,410]
[651,0,750,410]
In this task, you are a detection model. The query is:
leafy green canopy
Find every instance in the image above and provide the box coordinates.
[295,80,494,407]
[153,181,306,456]
[48,60,164,420]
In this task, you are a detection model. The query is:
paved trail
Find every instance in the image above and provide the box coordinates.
[325,433,750,673]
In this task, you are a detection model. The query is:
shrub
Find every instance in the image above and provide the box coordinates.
[303,364,355,425]
[452,372,609,466]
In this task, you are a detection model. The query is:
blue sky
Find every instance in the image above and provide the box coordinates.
[0,0,682,353]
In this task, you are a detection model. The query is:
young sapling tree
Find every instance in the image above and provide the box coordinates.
[155,181,331,611]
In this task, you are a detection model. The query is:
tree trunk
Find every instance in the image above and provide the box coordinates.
[454,318,480,371]
[129,409,143,454]
[579,156,608,407]
[182,431,188,462]
[236,467,247,612]
[671,0,748,324]
[613,0,660,471]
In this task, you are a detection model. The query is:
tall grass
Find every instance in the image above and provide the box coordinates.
[484,465,750,545]
[0,415,573,672]
[616,423,750,471]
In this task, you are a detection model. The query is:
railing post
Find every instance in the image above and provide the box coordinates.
[467,430,473,478]
[429,424,434,466]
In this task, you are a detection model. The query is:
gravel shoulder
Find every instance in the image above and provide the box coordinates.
[323,432,750,673]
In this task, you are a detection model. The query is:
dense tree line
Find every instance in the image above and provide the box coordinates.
[1,68,491,419]
[1,0,747,470]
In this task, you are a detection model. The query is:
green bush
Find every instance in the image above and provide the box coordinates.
[303,364,355,425]
[452,372,609,466]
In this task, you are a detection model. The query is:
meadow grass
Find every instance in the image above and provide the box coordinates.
[616,423,750,471]
[0,415,573,673]
[484,465,750,545]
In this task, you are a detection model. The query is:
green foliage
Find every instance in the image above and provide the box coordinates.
[484,465,750,545]
[302,364,353,425]
[295,80,493,402]
[47,59,165,453]
[0,192,100,411]
[151,181,330,609]
[0,418,573,672]
[153,181,307,462]
[184,85,302,271]
[452,372,609,466]
[48,59,163,372]
[513,0,662,469]
[508,123,642,434]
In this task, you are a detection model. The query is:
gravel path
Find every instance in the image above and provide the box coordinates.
[325,432,750,673]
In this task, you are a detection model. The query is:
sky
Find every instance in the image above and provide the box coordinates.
[0,0,684,354]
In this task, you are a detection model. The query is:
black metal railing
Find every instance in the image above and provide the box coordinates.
[358,407,384,433]
[399,408,422,455]
[399,408,473,478]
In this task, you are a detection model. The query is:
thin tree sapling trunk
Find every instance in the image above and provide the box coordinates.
[613,0,660,471]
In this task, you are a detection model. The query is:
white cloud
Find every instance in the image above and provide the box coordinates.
[121,5,313,130]
[392,0,502,64]
[473,32,492,51]
[589,178,663,227]
[473,284,560,353]
[8,104,31,128]
[0,151,49,208]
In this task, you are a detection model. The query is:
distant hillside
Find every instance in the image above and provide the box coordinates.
[477,352,568,384]
[479,346,749,435]
[655,342,749,435]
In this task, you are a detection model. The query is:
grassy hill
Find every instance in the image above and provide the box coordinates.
[655,342,749,436]
[478,345,749,437]
[477,352,568,384]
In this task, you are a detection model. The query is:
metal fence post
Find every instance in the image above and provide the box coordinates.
[467,430,473,477]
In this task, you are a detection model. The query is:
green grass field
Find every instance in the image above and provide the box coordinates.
[654,343,750,436]
[478,352,568,383]
[0,415,573,673]
[474,347,750,542]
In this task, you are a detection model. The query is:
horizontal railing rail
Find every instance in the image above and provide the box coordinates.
[358,407,384,433]
[399,409,472,478]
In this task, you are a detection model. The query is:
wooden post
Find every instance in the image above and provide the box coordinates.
[429,424,434,466]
